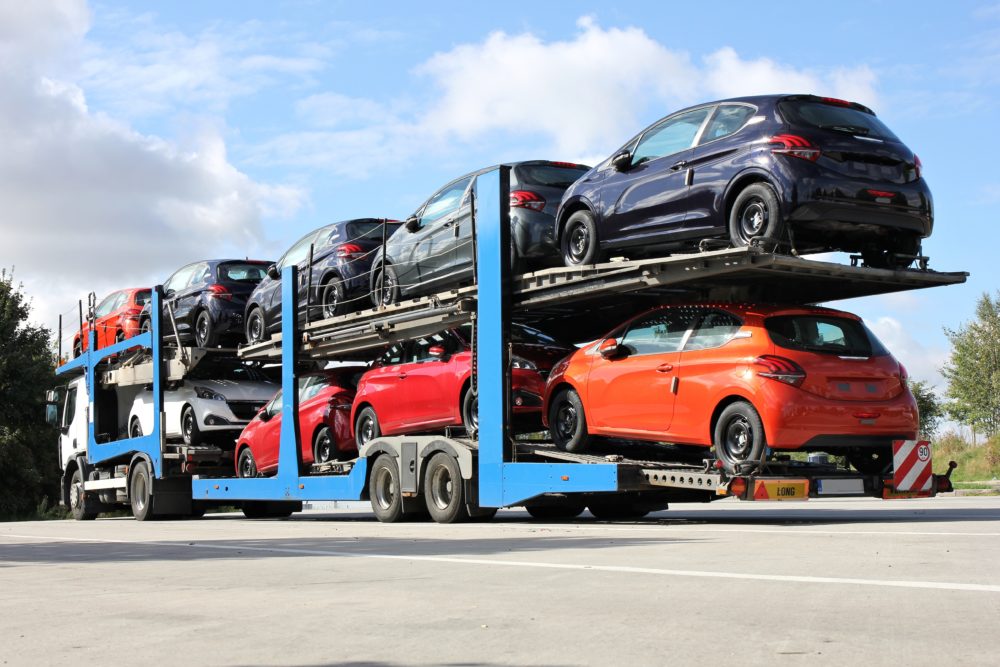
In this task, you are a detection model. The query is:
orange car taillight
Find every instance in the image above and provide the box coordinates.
[754,355,806,387]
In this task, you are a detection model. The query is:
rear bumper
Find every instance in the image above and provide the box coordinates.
[512,210,560,261]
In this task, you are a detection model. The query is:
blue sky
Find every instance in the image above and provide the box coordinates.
[2,1,997,394]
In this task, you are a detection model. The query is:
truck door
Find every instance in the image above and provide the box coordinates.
[59,380,87,465]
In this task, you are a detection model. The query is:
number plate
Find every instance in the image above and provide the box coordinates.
[752,479,809,501]
[816,478,865,496]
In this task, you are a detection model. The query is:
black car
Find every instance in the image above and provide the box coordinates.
[370,160,589,305]
[245,218,400,344]
[140,259,272,348]
[556,94,932,269]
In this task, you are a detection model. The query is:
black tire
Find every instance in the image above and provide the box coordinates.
[848,446,894,475]
[69,468,98,521]
[129,461,155,521]
[713,401,766,473]
[194,310,216,348]
[728,183,785,250]
[245,306,267,344]
[313,426,335,464]
[181,406,204,446]
[372,264,400,307]
[549,388,590,453]
[588,500,650,520]
[461,387,478,438]
[354,406,381,449]
[320,277,346,319]
[140,318,151,335]
[129,418,142,439]
[525,502,586,520]
[560,209,600,266]
[368,455,405,523]
[236,446,259,478]
[423,452,469,524]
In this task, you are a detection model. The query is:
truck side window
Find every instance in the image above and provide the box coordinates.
[63,386,78,429]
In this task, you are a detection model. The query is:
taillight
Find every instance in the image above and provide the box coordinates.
[899,362,909,388]
[510,190,546,212]
[207,284,232,300]
[755,355,806,387]
[769,135,820,162]
[336,243,364,259]
[913,154,922,179]
[819,96,853,107]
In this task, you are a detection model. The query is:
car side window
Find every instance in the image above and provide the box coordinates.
[410,332,451,363]
[684,311,743,351]
[164,266,195,294]
[699,105,756,144]
[620,309,697,355]
[419,177,473,226]
[188,263,211,289]
[632,107,712,166]
[94,292,120,318]
[267,391,283,416]
[280,233,318,269]
[378,343,406,366]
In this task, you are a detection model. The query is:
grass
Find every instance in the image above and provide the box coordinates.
[931,432,1000,482]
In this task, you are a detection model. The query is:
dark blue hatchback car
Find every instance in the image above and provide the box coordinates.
[245,218,399,344]
[556,94,932,268]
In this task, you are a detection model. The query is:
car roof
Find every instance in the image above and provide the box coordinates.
[640,302,861,321]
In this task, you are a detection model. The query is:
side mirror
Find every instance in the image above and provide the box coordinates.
[611,150,632,172]
[266,264,279,280]
[258,408,273,422]
[164,289,176,299]
[599,338,622,359]
[428,345,446,359]
[405,216,420,233]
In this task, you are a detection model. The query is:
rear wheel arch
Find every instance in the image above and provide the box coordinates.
[556,199,593,244]
[724,172,782,223]
[709,394,764,445]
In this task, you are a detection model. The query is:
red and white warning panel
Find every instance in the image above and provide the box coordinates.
[891,440,933,493]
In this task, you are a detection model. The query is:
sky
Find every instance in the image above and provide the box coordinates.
[1,0,997,396]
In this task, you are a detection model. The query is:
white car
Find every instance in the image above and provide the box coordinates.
[129,359,278,446]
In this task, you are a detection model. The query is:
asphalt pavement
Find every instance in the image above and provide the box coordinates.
[2,496,999,666]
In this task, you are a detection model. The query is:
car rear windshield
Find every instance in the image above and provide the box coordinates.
[778,99,899,141]
[765,315,889,357]
[134,290,151,306]
[217,262,269,282]
[345,220,401,242]
[513,163,590,188]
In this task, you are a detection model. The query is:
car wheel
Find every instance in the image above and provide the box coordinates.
[524,502,586,520]
[461,387,478,438]
[313,426,335,464]
[354,406,381,449]
[236,446,259,478]
[549,388,590,453]
[423,452,470,524]
[713,401,766,473]
[848,446,893,475]
[129,461,156,521]
[69,467,98,521]
[372,265,400,307]
[561,209,601,266]
[320,278,346,319]
[368,455,404,523]
[729,183,785,250]
[245,307,267,344]
[194,310,216,348]
[181,406,204,447]
[129,418,142,439]
[587,499,650,520]
[140,318,151,335]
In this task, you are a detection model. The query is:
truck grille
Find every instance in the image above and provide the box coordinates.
[227,401,265,421]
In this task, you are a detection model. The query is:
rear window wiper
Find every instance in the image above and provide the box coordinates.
[819,124,870,136]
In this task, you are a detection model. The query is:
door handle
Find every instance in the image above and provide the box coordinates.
[670,160,688,171]
[398,373,408,379]
[656,363,673,372]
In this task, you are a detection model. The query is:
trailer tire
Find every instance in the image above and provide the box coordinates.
[525,502,586,520]
[713,401,765,473]
[69,468,98,521]
[182,406,204,447]
[368,455,405,523]
[549,388,590,453]
[423,452,469,524]
[129,461,156,522]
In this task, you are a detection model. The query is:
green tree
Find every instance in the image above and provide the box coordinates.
[909,380,944,440]
[0,271,60,519]
[942,292,1000,438]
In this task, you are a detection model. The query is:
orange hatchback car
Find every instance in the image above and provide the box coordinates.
[542,303,917,473]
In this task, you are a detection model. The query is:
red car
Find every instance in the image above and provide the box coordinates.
[234,369,360,477]
[351,324,572,447]
[73,288,151,357]
[543,303,917,473]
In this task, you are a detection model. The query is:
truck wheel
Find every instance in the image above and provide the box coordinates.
[182,406,204,446]
[461,388,478,438]
[587,500,650,520]
[561,210,600,266]
[729,183,785,250]
[313,426,334,464]
[194,310,216,348]
[368,455,404,523]
[423,452,469,524]
[129,461,156,521]
[549,388,590,453]
[355,406,381,449]
[525,502,586,520]
[236,447,259,478]
[713,401,765,473]
[69,468,98,521]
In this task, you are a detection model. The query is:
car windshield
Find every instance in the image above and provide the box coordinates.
[514,163,590,188]
[217,262,269,282]
[187,360,273,382]
[765,314,888,357]
[778,99,899,141]
[345,220,401,242]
